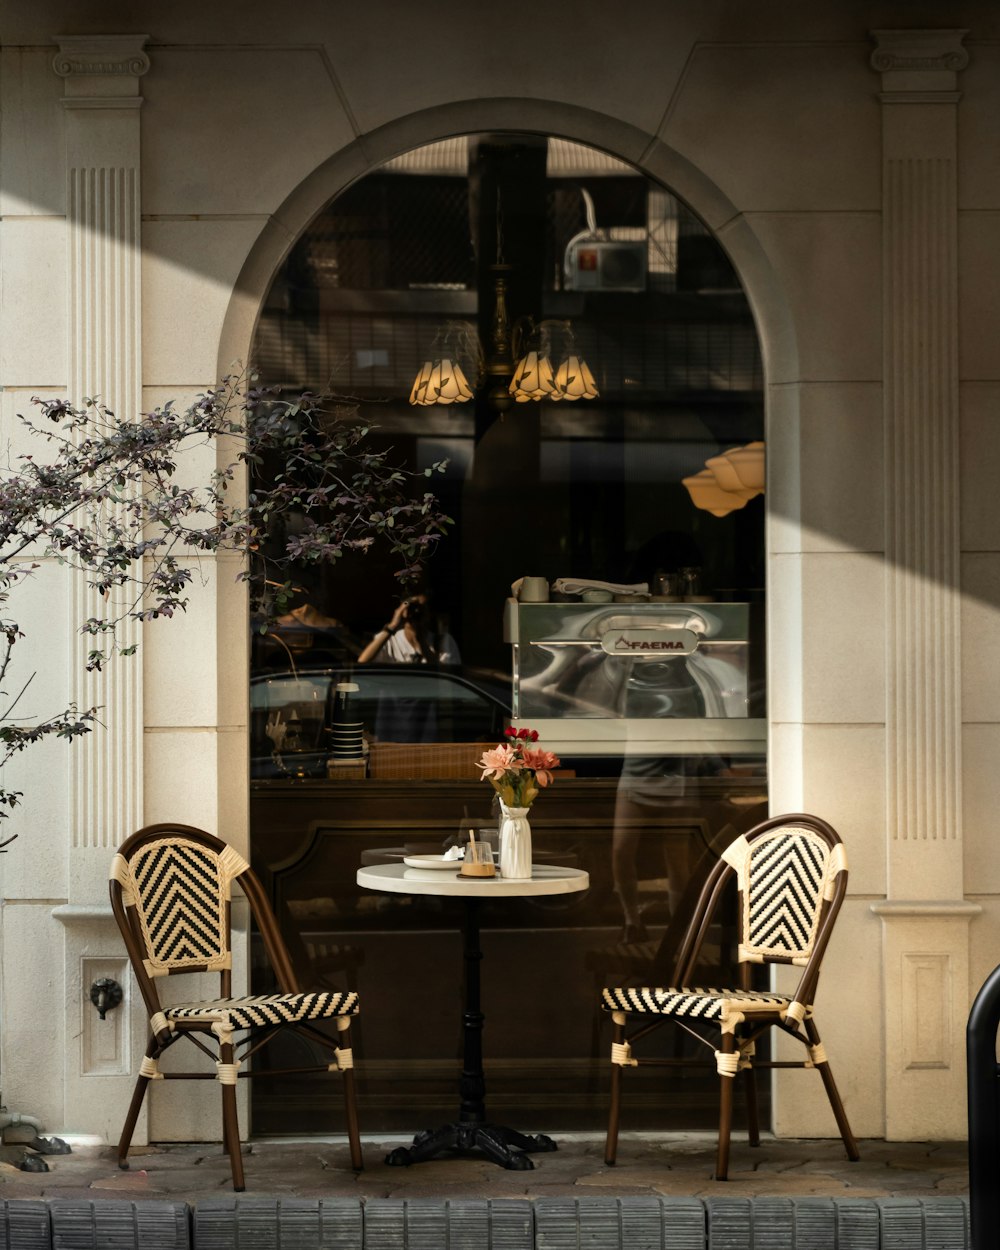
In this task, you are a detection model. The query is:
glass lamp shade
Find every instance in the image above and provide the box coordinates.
[409,360,434,405]
[509,351,557,402]
[682,469,750,517]
[409,358,474,406]
[552,354,599,400]
[705,448,761,500]
[723,440,765,491]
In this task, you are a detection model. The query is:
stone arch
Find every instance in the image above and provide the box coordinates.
[218,98,798,384]
[217,96,801,874]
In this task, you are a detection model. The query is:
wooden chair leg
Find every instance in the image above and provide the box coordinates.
[219,1042,246,1192]
[715,1031,736,1180]
[118,1040,158,1169]
[604,1015,626,1165]
[805,1018,859,1162]
[338,1022,364,1171]
[742,1055,760,1147]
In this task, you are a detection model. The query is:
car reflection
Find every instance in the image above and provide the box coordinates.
[250,664,513,778]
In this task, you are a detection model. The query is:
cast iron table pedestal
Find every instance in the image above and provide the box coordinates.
[385,896,554,1169]
[356,862,589,1169]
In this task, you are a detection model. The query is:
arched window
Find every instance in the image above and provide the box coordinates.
[249,134,767,1135]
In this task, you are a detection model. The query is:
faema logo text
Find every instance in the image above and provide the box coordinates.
[600,628,700,657]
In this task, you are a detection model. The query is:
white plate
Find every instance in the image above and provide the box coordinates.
[402,854,463,870]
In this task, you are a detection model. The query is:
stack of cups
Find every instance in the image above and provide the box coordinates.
[330,681,364,760]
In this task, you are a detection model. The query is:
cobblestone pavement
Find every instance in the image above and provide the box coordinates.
[0,1134,968,1202]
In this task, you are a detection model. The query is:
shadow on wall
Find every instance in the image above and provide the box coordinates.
[8,45,992,616]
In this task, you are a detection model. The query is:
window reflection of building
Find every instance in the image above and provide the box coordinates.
[249,133,767,1136]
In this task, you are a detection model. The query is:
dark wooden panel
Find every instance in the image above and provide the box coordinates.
[249,776,768,1133]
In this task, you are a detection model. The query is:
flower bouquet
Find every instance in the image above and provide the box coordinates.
[477,727,560,879]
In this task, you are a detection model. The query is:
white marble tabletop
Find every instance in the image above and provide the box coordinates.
[356,861,589,898]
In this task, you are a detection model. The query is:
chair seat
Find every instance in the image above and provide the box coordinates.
[602,986,792,1021]
[165,990,360,1030]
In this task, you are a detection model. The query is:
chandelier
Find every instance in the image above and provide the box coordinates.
[409,195,598,412]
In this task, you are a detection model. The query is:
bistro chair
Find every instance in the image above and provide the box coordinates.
[109,822,363,1191]
[601,812,859,1180]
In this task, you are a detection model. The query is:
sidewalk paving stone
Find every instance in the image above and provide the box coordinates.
[0,1134,969,1204]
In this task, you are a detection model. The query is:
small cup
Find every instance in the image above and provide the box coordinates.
[475,828,499,862]
[459,840,496,877]
[518,577,549,603]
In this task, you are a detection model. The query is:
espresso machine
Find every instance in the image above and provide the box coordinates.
[503,599,765,758]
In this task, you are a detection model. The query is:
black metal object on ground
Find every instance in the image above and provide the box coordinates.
[967,961,1000,1250]
[384,898,558,1169]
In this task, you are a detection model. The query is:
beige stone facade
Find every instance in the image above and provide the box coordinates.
[1,2,998,1145]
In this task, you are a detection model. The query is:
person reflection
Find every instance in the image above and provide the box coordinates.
[612,756,699,946]
[357,591,460,666]
[252,591,362,671]
[609,752,768,990]
[357,589,461,742]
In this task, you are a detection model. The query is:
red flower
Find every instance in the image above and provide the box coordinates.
[504,726,517,737]
[517,728,530,739]
[529,730,539,741]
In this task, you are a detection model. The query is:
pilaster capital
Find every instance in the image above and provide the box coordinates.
[52,35,150,107]
[870,29,968,99]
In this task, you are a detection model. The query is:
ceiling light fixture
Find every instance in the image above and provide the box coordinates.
[410,192,599,412]
[683,441,765,516]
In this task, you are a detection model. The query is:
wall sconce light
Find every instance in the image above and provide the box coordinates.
[683,441,764,516]
[410,194,598,412]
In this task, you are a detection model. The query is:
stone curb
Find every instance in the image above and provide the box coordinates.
[0,1195,971,1249]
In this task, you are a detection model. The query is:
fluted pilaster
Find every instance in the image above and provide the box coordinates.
[883,153,960,846]
[56,37,148,855]
[870,28,976,1141]
[872,29,966,874]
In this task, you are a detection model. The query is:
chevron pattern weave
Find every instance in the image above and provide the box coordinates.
[743,828,828,961]
[130,840,230,972]
[601,986,791,1019]
[165,990,360,1030]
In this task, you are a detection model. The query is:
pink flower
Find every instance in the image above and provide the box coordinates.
[522,747,560,772]
[477,728,558,799]
[521,746,560,787]
[478,744,521,780]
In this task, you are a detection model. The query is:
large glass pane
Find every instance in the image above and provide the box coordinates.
[249,134,766,1136]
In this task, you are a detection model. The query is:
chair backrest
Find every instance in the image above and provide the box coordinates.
[110,824,246,980]
[724,816,847,968]
[672,813,848,1008]
[110,823,301,1029]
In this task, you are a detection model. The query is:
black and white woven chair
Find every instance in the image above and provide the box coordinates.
[601,812,859,1180]
[109,823,363,1190]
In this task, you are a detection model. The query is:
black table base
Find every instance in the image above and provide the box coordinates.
[384,896,559,1170]
[386,1123,557,1170]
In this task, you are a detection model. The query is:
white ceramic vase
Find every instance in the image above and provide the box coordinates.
[499,802,532,880]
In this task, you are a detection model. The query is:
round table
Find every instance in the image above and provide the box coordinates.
[356,861,590,1169]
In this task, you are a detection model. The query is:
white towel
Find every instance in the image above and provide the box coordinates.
[551,577,649,596]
